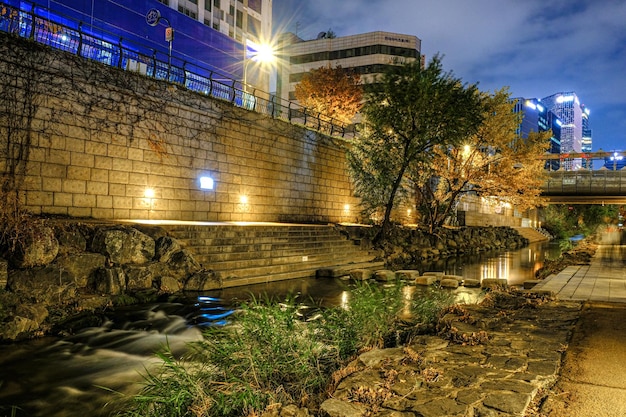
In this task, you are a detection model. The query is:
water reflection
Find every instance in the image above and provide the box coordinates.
[414,241,562,286]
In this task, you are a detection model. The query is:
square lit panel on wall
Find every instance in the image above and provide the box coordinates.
[200,176,215,190]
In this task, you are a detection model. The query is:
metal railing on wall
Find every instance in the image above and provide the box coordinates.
[0,1,355,139]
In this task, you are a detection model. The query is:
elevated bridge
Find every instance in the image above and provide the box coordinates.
[542,170,626,204]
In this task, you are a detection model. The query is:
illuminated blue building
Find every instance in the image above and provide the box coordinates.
[11,0,246,80]
[513,97,562,170]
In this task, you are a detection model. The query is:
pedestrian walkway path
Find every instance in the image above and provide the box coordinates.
[532,244,626,303]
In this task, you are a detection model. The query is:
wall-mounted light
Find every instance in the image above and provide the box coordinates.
[200,176,214,190]
[343,204,350,214]
[240,195,249,204]
[144,188,155,198]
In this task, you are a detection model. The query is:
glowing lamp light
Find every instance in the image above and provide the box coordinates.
[200,176,214,190]
[240,195,248,204]
[525,100,536,110]
[343,204,350,213]
[144,188,155,198]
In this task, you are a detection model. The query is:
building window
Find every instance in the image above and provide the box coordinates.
[247,15,261,37]
[204,0,211,11]
[158,0,169,5]
[189,0,198,4]
[214,0,220,8]
[204,18,211,26]
[213,22,220,30]
[236,9,243,28]
[248,0,262,13]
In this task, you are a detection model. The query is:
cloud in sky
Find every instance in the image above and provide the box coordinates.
[273,0,626,152]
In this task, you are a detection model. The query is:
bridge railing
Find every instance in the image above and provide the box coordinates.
[0,1,355,139]
[543,170,626,196]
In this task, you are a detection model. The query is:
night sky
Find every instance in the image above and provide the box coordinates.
[273,0,626,154]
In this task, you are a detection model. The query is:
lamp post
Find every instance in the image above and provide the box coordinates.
[146,8,173,79]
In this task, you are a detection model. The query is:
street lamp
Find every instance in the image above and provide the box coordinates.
[146,8,173,80]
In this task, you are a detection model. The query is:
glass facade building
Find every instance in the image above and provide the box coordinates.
[21,0,274,85]
[513,98,562,170]
[540,92,589,171]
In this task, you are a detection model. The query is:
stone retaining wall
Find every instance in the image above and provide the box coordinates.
[0,36,358,223]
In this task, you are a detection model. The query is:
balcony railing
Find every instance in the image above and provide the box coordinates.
[0,1,355,138]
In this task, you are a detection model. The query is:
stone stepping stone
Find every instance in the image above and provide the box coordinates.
[395,270,420,280]
[440,278,460,288]
[463,279,481,288]
[481,278,508,288]
[415,275,437,286]
[373,270,396,282]
[349,269,372,281]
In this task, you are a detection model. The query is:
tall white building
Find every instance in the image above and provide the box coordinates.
[158,0,271,44]
[276,31,422,104]
[541,92,590,170]
[157,0,272,90]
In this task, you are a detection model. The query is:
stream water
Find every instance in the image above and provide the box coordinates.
[0,240,561,417]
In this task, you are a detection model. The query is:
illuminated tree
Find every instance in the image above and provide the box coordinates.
[410,89,550,233]
[347,56,484,241]
[294,65,362,124]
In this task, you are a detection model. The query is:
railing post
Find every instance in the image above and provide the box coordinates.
[231,79,237,104]
[77,22,83,58]
[182,61,187,86]
[29,3,36,40]
[288,102,292,122]
[208,70,214,96]
[117,37,123,68]
[151,49,157,77]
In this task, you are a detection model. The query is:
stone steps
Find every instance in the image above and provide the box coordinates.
[510,227,550,243]
[162,224,384,288]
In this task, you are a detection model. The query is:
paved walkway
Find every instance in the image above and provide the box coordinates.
[531,244,626,302]
[533,242,626,416]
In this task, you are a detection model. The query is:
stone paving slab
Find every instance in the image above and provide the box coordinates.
[321,292,581,417]
[531,245,626,303]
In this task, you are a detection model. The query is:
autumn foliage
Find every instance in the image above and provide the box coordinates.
[294,65,362,125]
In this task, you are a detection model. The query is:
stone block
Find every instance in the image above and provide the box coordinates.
[481,278,509,289]
[373,270,396,282]
[415,276,437,286]
[463,279,481,288]
[523,280,541,289]
[349,269,372,281]
[423,271,444,278]
[442,274,464,281]
[395,270,420,280]
[440,278,459,288]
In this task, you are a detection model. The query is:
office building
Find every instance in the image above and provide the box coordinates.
[159,0,272,46]
[581,104,592,169]
[513,98,562,170]
[540,92,590,170]
[276,31,422,104]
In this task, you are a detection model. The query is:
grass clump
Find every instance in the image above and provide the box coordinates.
[117,282,455,417]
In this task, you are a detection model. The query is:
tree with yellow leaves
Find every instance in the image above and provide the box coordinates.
[294,65,362,125]
[409,88,550,233]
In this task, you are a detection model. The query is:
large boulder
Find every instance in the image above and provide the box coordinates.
[7,264,76,304]
[10,223,59,268]
[91,227,155,265]
[91,267,126,295]
[54,252,107,288]
[155,236,183,263]
[184,270,222,291]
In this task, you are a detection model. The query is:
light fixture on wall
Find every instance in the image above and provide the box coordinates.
[200,176,214,190]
